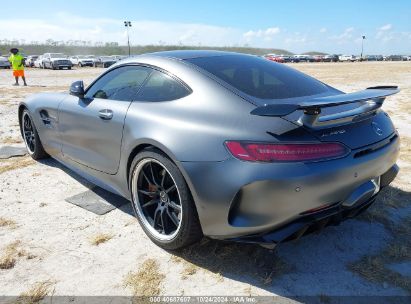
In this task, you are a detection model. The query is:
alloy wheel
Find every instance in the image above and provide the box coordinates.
[22,112,36,154]
[132,158,183,241]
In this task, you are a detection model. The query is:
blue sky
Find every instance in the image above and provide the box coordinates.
[2,0,411,54]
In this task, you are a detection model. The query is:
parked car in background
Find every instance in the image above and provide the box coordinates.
[0,56,11,69]
[401,55,410,61]
[42,53,72,70]
[264,54,285,63]
[293,55,315,62]
[34,55,44,68]
[339,55,356,62]
[70,55,94,67]
[365,55,378,61]
[25,55,39,67]
[112,55,128,62]
[312,55,324,62]
[386,55,402,61]
[322,55,339,62]
[94,56,117,68]
[375,55,384,61]
[277,55,299,63]
[85,55,98,65]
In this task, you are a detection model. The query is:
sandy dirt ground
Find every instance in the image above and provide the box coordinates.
[0,62,410,301]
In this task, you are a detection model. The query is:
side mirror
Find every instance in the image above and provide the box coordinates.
[70,80,85,98]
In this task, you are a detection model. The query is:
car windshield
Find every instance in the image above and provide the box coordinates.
[186,54,330,100]
[100,56,111,60]
[86,55,95,58]
[78,56,86,59]
[50,53,66,58]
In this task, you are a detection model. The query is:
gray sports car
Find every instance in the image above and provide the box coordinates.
[19,51,400,249]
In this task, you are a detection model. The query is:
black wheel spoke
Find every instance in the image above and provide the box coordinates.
[138,189,156,197]
[166,208,179,227]
[142,199,159,208]
[168,200,181,212]
[160,169,166,187]
[153,207,161,229]
[149,162,159,186]
[160,209,167,233]
[142,171,152,185]
[165,184,176,194]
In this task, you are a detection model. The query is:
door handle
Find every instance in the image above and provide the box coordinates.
[98,109,113,120]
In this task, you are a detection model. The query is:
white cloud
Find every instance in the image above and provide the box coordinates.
[330,27,355,44]
[320,28,327,33]
[379,24,392,31]
[243,27,280,41]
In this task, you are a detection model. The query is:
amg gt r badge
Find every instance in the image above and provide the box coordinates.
[321,129,346,137]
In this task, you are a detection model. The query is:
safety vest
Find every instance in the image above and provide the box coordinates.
[8,53,24,71]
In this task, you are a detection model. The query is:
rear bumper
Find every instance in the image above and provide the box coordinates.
[181,134,400,239]
[229,164,398,247]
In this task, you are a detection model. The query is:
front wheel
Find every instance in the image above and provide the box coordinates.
[20,110,48,160]
[129,150,202,250]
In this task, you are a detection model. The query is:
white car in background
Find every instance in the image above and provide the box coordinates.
[339,55,356,62]
[42,53,72,70]
[69,55,94,67]
[85,55,98,65]
[34,55,44,68]
[0,56,11,69]
[25,55,39,67]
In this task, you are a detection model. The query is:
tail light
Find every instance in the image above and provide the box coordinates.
[225,141,349,162]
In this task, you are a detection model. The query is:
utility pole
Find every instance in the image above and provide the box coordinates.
[361,35,366,61]
[124,21,132,56]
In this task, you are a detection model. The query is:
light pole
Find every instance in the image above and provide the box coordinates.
[124,21,132,56]
[361,35,366,61]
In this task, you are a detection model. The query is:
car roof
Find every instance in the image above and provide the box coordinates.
[148,50,238,60]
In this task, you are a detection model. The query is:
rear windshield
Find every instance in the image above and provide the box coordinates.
[186,55,330,99]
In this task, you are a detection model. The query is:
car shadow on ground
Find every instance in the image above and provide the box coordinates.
[39,158,410,297]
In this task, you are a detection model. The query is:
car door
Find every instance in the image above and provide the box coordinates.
[58,65,152,174]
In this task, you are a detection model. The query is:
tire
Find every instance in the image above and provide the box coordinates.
[79,62,82,67]
[20,109,48,160]
[68,67,71,70]
[129,149,202,250]
[52,64,56,70]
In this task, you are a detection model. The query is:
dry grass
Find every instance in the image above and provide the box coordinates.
[0,217,17,229]
[18,280,55,304]
[0,241,36,269]
[124,258,165,296]
[0,157,35,175]
[2,136,23,144]
[0,241,22,269]
[181,262,198,278]
[89,233,114,246]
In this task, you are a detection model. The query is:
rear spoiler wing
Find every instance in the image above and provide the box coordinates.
[251,86,400,129]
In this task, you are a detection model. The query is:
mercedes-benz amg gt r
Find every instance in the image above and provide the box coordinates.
[19,51,400,249]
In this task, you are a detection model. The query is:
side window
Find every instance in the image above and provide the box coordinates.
[135,70,191,102]
[85,66,151,101]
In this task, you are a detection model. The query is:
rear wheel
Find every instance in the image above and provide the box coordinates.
[20,110,48,160]
[129,150,202,250]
